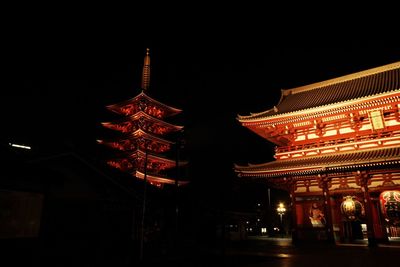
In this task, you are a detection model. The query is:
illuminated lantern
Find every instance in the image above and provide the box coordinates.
[340,196,364,221]
[379,191,400,225]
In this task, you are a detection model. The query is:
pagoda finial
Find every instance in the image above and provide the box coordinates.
[141,48,151,90]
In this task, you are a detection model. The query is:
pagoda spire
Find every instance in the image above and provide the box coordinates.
[141,48,151,90]
[99,48,188,188]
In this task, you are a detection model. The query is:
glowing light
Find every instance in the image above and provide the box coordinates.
[277,203,286,214]
[340,196,364,220]
[9,143,31,150]
[277,203,286,224]
[379,191,400,224]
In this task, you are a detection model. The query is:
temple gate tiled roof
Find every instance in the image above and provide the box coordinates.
[239,61,400,120]
[235,146,400,178]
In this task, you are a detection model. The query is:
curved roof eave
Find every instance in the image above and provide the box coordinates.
[237,61,400,123]
[106,91,182,114]
[238,89,400,123]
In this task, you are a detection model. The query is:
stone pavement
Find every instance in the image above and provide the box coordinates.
[140,236,400,267]
[4,236,398,266]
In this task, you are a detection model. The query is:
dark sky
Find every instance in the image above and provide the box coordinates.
[2,13,400,211]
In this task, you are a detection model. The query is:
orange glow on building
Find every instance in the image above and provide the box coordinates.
[98,49,187,187]
[235,61,400,245]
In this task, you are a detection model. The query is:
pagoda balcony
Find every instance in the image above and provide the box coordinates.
[97,139,171,153]
[106,156,176,173]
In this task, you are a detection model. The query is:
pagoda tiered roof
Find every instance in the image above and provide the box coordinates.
[129,129,174,144]
[101,111,183,135]
[238,61,400,122]
[97,129,174,153]
[106,91,182,119]
[127,149,187,167]
[99,48,187,187]
[134,171,190,187]
[106,149,187,173]
[235,145,400,178]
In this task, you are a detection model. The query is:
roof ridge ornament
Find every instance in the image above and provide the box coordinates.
[141,48,151,91]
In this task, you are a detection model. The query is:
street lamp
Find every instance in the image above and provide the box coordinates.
[174,129,184,249]
[277,202,286,224]
[139,142,149,261]
[276,203,286,237]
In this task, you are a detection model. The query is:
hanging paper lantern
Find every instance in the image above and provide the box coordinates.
[379,191,400,225]
[340,196,364,221]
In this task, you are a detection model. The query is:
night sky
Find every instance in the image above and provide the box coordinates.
[3,15,400,212]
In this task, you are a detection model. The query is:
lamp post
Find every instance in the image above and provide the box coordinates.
[277,203,286,236]
[277,203,286,224]
[174,131,182,245]
[174,129,185,253]
[139,142,149,261]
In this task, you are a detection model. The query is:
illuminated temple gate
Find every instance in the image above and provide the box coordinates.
[235,62,400,245]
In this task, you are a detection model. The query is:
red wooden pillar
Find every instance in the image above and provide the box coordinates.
[330,196,343,242]
[288,178,298,245]
[318,174,335,243]
[371,198,388,242]
[356,171,377,247]
[335,197,346,242]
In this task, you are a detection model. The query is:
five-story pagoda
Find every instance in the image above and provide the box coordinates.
[98,48,188,188]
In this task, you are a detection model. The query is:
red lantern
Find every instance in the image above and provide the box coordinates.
[340,196,364,221]
[379,191,400,225]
